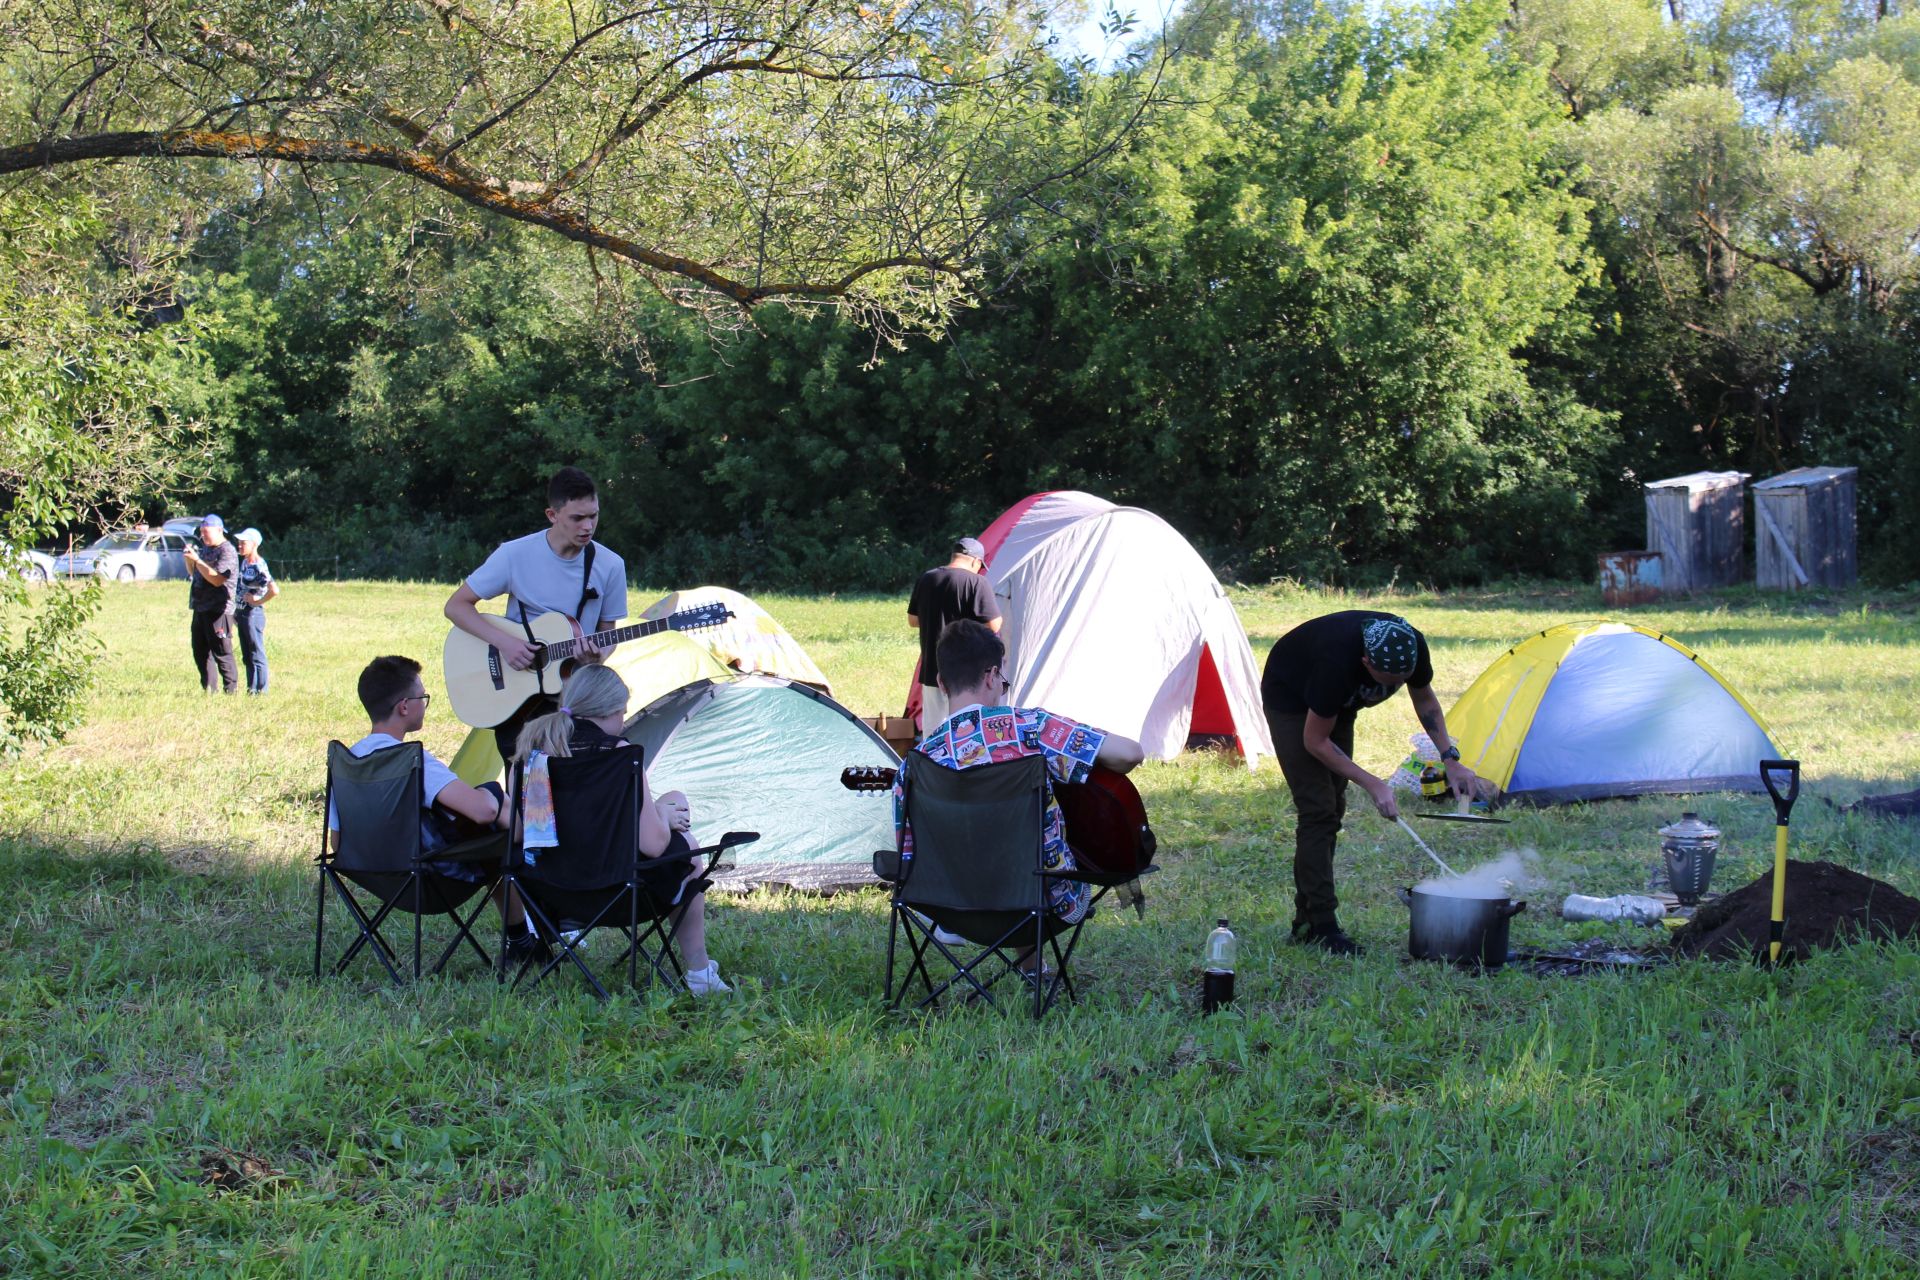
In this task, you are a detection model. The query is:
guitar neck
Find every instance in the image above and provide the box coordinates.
[543,616,668,662]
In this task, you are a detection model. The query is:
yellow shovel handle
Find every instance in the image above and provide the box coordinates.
[1768,824,1789,964]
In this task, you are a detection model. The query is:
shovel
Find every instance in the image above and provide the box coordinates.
[1759,759,1801,967]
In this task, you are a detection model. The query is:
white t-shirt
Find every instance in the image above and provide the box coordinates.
[326,732,459,830]
[465,532,628,632]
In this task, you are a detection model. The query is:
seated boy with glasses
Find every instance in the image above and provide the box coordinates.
[327,654,507,873]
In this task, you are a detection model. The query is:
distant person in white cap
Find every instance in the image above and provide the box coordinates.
[233,528,279,694]
[907,535,1001,733]
[1261,611,1482,955]
[181,513,239,693]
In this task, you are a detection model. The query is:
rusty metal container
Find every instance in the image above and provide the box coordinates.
[1598,550,1663,606]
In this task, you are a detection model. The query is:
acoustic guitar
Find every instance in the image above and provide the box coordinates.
[444,602,731,728]
[840,762,1158,878]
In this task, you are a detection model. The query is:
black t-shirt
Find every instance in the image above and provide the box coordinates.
[569,720,626,753]
[187,540,239,614]
[1261,610,1433,719]
[908,566,1001,684]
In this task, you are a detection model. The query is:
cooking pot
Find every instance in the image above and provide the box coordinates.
[1399,886,1527,969]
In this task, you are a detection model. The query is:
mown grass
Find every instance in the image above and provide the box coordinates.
[3,578,1918,1276]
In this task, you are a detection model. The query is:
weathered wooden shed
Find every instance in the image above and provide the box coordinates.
[1753,466,1858,590]
[1644,471,1748,593]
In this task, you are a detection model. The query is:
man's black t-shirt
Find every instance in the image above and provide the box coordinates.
[908,566,1002,684]
[1261,610,1433,719]
[188,540,239,615]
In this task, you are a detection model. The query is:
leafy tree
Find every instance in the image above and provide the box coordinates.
[1,0,1153,335]
[1514,0,1920,574]
[0,189,213,756]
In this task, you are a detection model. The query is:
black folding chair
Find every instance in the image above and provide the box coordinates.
[502,748,757,999]
[314,741,506,983]
[878,755,1147,1018]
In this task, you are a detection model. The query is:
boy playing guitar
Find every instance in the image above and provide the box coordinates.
[443,466,628,762]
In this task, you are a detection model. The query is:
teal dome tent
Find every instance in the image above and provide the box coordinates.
[623,676,898,891]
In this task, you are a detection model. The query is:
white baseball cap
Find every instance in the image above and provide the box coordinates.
[236,527,264,545]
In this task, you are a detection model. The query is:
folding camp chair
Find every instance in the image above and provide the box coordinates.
[878,755,1148,1018]
[314,741,507,983]
[501,747,757,999]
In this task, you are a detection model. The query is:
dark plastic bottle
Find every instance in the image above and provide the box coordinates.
[1201,918,1237,1013]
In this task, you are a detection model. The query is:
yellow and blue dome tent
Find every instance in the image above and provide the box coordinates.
[1451,621,1781,806]
[640,586,832,693]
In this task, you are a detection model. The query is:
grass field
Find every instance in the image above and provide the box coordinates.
[3,578,1918,1276]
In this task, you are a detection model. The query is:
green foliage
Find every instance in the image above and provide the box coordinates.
[0,188,212,756]
[1517,0,1920,576]
[179,3,1614,588]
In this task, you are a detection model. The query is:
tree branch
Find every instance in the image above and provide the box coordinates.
[0,130,957,303]
[1692,211,1842,295]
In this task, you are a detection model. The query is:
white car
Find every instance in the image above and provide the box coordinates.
[50,530,193,582]
[6,545,57,585]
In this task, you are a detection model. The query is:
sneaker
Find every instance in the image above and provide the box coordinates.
[503,928,550,966]
[1297,924,1365,957]
[684,960,733,997]
[557,928,590,953]
[931,925,967,946]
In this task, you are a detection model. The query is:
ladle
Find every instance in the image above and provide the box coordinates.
[1396,816,1460,879]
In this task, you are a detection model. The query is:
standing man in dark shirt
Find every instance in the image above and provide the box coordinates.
[182,513,240,694]
[1262,611,1481,954]
[908,536,1002,733]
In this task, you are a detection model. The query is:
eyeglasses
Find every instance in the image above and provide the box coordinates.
[396,691,432,711]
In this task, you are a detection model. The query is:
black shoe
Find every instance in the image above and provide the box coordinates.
[1296,924,1365,956]
[503,928,550,967]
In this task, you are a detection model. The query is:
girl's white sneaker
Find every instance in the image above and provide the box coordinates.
[684,960,733,996]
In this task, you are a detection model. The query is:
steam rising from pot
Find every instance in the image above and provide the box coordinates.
[1416,848,1542,899]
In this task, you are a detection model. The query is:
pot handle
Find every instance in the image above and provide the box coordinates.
[1398,887,1412,909]
[1504,899,1528,919]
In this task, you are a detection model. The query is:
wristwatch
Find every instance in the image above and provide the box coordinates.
[1439,745,1461,763]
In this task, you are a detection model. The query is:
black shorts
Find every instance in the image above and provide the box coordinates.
[636,831,698,907]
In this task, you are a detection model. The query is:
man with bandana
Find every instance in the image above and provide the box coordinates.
[1261,611,1480,954]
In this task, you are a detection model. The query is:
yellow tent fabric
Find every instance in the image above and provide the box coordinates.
[640,586,832,693]
[449,630,734,785]
[1448,620,1779,803]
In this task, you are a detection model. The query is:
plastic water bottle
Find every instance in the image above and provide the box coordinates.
[1202,919,1237,1013]
[1560,894,1667,925]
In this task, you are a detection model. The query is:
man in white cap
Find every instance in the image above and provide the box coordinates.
[1261,611,1481,954]
[181,513,239,693]
[233,527,279,694]
[907,535,1001,733]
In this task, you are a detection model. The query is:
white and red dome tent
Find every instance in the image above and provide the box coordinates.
[908,491,1274,769]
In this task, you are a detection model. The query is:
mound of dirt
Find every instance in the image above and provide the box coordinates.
[1846,788,1920,819]
[1673,859,1920,962]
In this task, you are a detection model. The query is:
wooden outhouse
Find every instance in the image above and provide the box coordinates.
[1643,471,1748,593]
[1752,466,1858,590]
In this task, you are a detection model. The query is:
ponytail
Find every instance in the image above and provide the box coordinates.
[511,663,633,762]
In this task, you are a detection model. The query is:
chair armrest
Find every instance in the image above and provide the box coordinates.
[432,829,510,865]
[872,849,903,883]
[713,830,761,852]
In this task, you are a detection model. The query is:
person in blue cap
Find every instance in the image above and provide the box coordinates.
[181,513,240,693]
[1261,612,1481,954]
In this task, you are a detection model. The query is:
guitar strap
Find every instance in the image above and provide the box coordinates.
[576,541,598,624]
